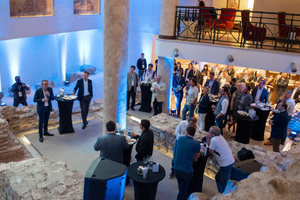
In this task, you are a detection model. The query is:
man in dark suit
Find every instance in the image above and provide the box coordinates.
[131,119,154,161]
[275,73,289,103]
[127,65,139,111]
[11,76,29,107]
[251,80,268,103]
[72,71,93,129]
[94,121,129,164]
[269,102,289,152]
[33,80,55,142]
[137,53,147,81]
[204,72,220,95]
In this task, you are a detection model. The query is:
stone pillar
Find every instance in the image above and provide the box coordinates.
[103,0,129,132]
[157,57,173,113]
[159,0,179,39]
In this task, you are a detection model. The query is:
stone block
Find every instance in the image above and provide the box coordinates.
[67,72,84,83]
[80,65,97,74]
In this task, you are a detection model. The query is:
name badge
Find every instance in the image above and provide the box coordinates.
[142,65,145,69]
[18,91,22,97]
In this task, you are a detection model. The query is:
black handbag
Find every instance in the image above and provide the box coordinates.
[237,147,255,161]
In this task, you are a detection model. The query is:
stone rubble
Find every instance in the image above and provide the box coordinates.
[0,157,84,200]
[0,105,58,133]
[0,117,32,163]
[192,160,300,200]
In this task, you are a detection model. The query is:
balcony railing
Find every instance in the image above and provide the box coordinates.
[174,6,300,53]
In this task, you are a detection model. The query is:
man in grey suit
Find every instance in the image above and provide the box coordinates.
[94,121,129,164]
[238,85,252,111]
[127,65,139,111]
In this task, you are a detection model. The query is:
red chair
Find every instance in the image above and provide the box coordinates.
[278,12,300,38]
[241,10,266,46]
[213,8,236,32]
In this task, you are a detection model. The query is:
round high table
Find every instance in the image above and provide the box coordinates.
[128,161,165,200]
[251,108,270,141]
[139,84,152,113]
[123,140,136,185]
[235,115,259,144]
[55,96,76,134]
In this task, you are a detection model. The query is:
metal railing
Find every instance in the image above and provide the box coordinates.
[174,6,300,53]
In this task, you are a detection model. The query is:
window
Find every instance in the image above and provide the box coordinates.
[74,0,99,15]
[10,0,53,18]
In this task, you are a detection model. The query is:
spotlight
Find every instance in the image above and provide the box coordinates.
[227,55,234,62]
[173,48,179,57]
[64,81,70,86]
[170,108,177,117]
[289,131,298,140]
[1,102,6,106]
[291,62,297,73]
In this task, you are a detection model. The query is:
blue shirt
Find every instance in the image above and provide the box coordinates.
[172,75,186,94]
[173,135,200,173]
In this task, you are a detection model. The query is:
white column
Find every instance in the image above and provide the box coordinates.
[159,0,179,39]
[103,0,129,132]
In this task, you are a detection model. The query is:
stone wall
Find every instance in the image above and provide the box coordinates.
[192,160,300,200]
[0,105,58,133]
[0,157,84,200]
[0,117,32,163]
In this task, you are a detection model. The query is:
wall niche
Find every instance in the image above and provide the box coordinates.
[74,0,99,15]
[10,0,53,18]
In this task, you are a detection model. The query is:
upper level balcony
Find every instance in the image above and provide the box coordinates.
[174,6,300,54]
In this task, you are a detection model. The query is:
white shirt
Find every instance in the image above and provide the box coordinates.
[42,89,48,107]
[143,70,155,81]
[286,97,295,116]
[209,135,235,167]
[221,98,229,115]
[186,86,198,105]
[255,87,263,102]
[175,121,201,140]
[208,80,214,93]
[83,79,89,96]
[131,73,134,86]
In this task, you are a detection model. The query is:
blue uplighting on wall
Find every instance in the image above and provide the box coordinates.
[57,33,67,82]
[116,68,128,130]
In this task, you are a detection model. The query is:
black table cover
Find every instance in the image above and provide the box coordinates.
[251,108,270,141]
[204,101,218,131]
[128,161,165,200]
[123,141,135,185]
[235,115,259,144]
[139,84,152,113]
[55,96,76,134]
[187,153,210,196]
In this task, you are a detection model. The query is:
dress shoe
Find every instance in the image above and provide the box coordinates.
[85,121,89,124]
[82,123,86,129]
[131,108,135,111]
[39,136,44,143]
[136,103,141,106]
[44,132,54,136]
[264,141,272,146]
[127,107,129,111]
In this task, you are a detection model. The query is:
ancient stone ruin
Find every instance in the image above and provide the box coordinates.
[0,157,84,200]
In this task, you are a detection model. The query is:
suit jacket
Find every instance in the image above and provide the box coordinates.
[137,58,147,71]
[197,94,210,113]
[134,129,154,160]
[73,79,93,101]
[127,72,139,92]
[270,110,289,139]
[251,87,268,103]
[204,79,220,95]
[238,93,252,111]
[11,82,29,100]
[292,87,300,100]
[94,133,129,164]
[277,77,289,90]
[150,81,166,102]
[33,87,54,113]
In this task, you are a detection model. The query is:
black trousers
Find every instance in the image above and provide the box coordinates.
[127,86,136,109]
[153,98,163,115]
[80,95,92,124]
[38,106,50,137]
[13,98,28,107]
